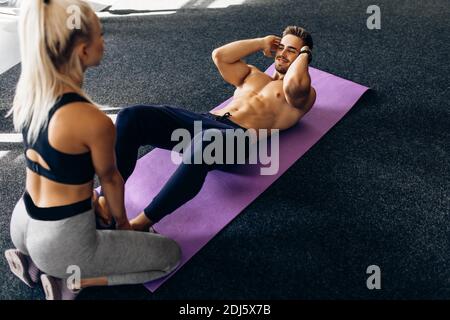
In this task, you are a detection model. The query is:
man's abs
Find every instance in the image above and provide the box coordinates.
[211,93,302,131]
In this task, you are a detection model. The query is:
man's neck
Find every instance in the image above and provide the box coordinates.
[272,71,285,81]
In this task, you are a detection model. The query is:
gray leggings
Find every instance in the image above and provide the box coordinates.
[10,197,181,286]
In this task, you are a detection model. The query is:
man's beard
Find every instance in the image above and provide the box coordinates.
[275,57,289,74]
[274,63,288,74]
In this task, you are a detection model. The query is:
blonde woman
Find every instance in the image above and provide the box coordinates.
[4,0,180,300]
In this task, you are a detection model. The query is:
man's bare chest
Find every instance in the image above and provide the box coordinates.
[234,74,288,107]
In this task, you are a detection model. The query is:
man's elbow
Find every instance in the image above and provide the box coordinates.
[212,48,222,63]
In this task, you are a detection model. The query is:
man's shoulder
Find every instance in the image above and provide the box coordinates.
[238,65,274,90]
[245,65,272,81]
[247,65,263,73]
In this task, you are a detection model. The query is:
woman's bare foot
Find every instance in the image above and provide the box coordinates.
[130,212,153,232]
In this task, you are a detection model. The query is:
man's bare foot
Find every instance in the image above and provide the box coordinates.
[130,212,153,232]
[92,191,112,225]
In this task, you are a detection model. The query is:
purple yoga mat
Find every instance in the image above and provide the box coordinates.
[122,65,368,292]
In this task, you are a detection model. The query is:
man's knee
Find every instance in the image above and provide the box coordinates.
[116,105,155,137]
[118,105,169,129]
[116,106,139,131]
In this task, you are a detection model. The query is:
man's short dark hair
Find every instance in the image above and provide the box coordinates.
[282,26,313,50]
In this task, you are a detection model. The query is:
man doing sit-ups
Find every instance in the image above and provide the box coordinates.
[108,26,316,231]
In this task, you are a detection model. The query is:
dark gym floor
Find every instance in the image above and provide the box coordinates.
[0,0,448,300]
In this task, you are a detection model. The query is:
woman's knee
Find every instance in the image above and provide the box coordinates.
[162,238,181,273]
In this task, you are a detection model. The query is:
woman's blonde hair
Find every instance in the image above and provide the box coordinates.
[7,0,96,144]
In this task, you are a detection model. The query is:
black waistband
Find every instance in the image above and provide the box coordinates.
[207,112,247,130]
[23,191,92,221]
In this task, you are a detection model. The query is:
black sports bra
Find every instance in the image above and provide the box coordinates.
[22,93,95,185]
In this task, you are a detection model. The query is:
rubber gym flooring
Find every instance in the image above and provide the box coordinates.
[0,0,448,299]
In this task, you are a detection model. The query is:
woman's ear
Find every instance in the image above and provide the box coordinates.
[76,42,89,67]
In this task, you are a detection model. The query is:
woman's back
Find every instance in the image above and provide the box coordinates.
[24,91,107,207]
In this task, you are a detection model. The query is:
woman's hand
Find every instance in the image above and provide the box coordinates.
[116,218,133,231]
[93,192,113,225]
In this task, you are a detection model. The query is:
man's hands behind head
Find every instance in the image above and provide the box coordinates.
[261,35,281,58]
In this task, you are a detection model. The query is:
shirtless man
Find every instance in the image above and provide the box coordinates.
[112,26,316,231]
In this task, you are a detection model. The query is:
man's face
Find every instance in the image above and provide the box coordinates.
[274,34,303,74]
